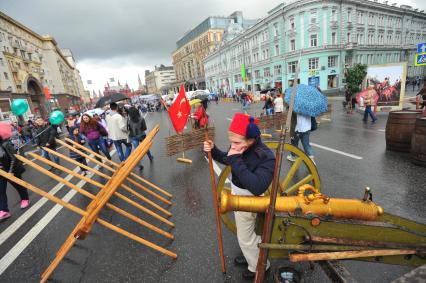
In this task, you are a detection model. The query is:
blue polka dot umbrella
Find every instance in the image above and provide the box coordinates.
[284,84,328,117]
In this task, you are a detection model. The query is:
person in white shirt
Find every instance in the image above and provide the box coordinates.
[105,103,132,162]
[287,114,315,164]
[273,94,284,113]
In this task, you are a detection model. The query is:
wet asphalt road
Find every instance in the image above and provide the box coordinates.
[0,97,425,283]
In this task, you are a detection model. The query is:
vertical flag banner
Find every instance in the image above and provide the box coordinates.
[87,80,92,85]
[240,64,246,81]
[43,86,52,99]
[168,84,190,134]
[109,77,115,82]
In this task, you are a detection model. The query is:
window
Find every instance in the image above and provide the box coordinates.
[288,61,298,73]
[0,58,3,66]
[290,39,296,51]
[328,56,338,67]
[273,23,279,36]
[274,65,282,75]
[265,49,269,59]
[264,67,270,77]
[275,44,279,56]
[310,34,318,47]
[4,72,8,80]
[348,10,352,22]
[308,58,319,70]
[290,18,295,29]
[254,70,260,78]
[310,11,317,24]
[347,32,351,43]
[331,32,337,44]
[331,10,337,21]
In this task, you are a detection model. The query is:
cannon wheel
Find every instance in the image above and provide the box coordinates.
[217,142,321,234]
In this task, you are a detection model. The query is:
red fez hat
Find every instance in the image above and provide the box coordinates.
[229,112,260,138]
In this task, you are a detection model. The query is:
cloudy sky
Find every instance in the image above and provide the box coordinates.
[1,0,425,94]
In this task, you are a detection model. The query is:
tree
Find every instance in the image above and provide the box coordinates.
[345,64,367,96]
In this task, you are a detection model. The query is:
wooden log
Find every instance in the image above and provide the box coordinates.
[309,235,426,250]
[21,154,173,239]
[77,126,161,238]
[40,148,172,217]
[289,249,418,262]
[61,138,173,199]
[53,140,173,207]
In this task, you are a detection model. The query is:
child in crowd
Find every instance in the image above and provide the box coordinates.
[67,127,89,176]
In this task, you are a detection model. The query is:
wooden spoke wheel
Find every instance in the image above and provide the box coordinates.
[216,142,321,234]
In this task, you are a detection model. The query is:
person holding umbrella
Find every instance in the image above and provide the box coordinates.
[0,122,29,220]
[284,84,328,164]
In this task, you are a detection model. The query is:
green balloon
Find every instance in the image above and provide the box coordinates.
[49,110,64,125]
[11,99,29,116]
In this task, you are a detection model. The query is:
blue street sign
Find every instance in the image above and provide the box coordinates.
[415,52,426,66]
[417,43,426,53]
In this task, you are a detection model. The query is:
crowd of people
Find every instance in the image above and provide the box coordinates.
[0,102,154,220]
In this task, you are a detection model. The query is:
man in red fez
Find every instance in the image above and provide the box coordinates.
[204,112,276,279]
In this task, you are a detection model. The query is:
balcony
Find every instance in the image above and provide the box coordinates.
[345,43,358,49]
[10,65,18,72]
[10,41,20,49]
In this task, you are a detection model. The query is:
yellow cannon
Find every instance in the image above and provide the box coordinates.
[220,185,384,221]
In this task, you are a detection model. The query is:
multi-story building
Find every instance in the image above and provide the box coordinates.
[0,11,85,119]
[204,1,426,95]
[172,11,258,90]
[145,65,176,94]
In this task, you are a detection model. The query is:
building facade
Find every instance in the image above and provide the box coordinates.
[172,11,258,90]
[204,1,426,95]
[0,11,85,119]
[145,65,176,94]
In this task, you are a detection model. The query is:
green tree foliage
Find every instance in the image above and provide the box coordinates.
[346,64,367,95]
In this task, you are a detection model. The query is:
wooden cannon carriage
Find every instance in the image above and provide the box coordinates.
[215,141,426,281]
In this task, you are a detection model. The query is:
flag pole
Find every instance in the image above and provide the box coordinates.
[202,106,226,273]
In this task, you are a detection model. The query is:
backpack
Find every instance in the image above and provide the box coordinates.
[311,117,318,132]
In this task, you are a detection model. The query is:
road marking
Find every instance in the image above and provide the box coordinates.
[320,118,331,121]
[0,151,116,274]
[232,108,240,111]
[143,113,148,119]
[378,129,385,132]
[226,117,232,121]
[204,156,230,184]
[310,143,363,160]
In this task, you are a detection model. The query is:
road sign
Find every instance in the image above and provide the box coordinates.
[417,43,426,53]
[414,52,426,66]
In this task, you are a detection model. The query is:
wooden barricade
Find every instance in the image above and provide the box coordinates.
[0,125,176,282]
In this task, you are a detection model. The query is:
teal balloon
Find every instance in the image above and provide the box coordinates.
[49,110,64,125]
[11,99,29,116]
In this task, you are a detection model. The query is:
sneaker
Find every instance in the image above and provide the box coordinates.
[81,171,87,176]
[286,155,296,162]
[372,119,378,123]
[149,155,154,162]
[0,211,11,220]
[20,200,30,209]
[234,255,248,266]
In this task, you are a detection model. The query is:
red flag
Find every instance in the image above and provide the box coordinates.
[168,85,190,134]
[43,86,52,99]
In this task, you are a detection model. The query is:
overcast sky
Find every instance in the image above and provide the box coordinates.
[1,0,425,94]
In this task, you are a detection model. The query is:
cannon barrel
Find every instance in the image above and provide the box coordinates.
[220,186,384,221]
